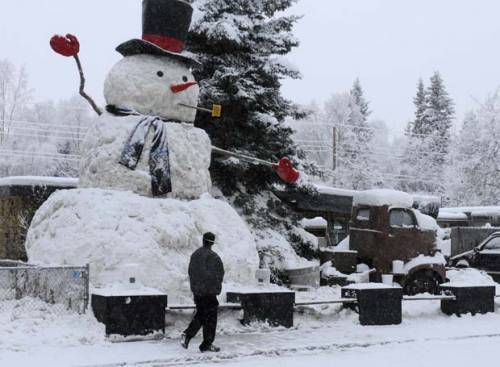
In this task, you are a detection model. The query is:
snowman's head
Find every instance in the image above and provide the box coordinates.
[104,55,200,122]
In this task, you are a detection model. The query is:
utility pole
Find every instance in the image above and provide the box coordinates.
[332,126,337,185]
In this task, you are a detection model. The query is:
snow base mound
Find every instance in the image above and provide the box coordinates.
[25,189,259,302]
[79,113,212,200]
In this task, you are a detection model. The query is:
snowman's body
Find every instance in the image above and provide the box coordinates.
[79,55,212,199]
[79,113,212,199]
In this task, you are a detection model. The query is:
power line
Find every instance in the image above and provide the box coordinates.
[292,121,452,141]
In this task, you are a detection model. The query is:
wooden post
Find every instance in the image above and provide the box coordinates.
[332,126,337,186]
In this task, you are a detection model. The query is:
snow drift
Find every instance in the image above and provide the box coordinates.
[79,113,212,200]
[25,189,259,302]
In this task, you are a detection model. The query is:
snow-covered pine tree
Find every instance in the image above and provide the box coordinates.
[412,79,426,134]
[325,79,373,190]
[188,0,318,281]
[449,93,500,205]
[447,111,481,205]
[350,78,370,122]
[399,72,454,195]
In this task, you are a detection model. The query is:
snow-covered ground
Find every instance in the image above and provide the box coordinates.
[2,285,500,367]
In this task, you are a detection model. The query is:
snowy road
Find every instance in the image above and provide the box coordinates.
[197,334,500,367]
[3,299,500,367]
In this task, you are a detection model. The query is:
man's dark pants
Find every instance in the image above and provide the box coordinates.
[184,295,219,348]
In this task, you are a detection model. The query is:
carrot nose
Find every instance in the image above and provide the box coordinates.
[171,82,197,94]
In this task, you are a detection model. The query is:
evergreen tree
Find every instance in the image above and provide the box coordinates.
[188,0,317,279]
[449,94,500,205]
[412,79,426,134]
[350,78,370,123]
[188,0,302,194]
[399,72,454,195]
[424,72,455,160]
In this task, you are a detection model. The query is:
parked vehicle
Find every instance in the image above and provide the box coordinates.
[347,193,447,295]
[449,232,500,282]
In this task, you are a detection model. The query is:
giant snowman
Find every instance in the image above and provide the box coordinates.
[26,0,259,302]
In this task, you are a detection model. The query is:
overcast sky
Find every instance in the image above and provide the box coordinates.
[2,0,500,133]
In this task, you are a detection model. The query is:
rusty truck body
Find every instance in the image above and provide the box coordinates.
[350,203,447,295]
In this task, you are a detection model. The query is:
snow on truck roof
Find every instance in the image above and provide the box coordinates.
[0,176,78,188]
[353,189,414,208]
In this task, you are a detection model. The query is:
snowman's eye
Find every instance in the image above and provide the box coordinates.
[157,71,164,77]
[182,76,188,82]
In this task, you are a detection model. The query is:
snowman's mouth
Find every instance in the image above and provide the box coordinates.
[170,82,198,94]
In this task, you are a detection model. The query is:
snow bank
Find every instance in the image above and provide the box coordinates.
[353,189,413,208]
[0,298,105,352]
[25,189,259,303]
[79,113,212,200]
[253,228,314,271]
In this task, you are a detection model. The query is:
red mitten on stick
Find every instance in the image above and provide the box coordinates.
[50,34,80,57]
[273,157,300,184]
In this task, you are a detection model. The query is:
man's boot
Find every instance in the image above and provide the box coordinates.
[200,344,221,353]
[181,333,191,349]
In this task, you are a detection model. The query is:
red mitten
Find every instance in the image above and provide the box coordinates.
[50,34,80,57]
[273,157,300,184]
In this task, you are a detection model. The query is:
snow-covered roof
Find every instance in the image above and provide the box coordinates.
[313,184,357,197]
[438,211,469,221]
[300,217,327,228]
[353,189,413,208]
[441,206,500,218]
[0,176,78,188]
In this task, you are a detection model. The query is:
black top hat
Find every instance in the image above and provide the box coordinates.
[116,0,200,67]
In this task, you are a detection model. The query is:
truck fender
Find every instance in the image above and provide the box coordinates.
[405,263,446,284]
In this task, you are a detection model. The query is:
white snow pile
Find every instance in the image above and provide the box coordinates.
[25,189,259,303]
[354,189,413,208]
[253,228,316,271]
[0,298,105,352]
[79,113,212,200]
[445,268,497,287]
[403,253,447,274]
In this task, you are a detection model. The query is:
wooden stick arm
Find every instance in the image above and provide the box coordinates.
[211,146,274,168]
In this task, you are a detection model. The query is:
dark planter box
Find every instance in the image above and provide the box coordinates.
[319,251,358,274]
[92,291,168,336]
[440,284,495,316]
[321,275,354,287]
[342,285,403,326]
[227,291,295,328]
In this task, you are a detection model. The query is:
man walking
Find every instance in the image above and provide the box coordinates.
[182,232,224,352]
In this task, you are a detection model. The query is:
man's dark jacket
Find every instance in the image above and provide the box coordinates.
[188,246,225,296]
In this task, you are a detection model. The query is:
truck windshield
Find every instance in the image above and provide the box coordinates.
[390,209,415,228]
[356,208,370,221]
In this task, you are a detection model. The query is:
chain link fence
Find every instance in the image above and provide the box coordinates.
[0,261,89,314]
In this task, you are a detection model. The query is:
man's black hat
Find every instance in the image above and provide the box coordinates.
[116,0,200,67]
[203,232,216,246]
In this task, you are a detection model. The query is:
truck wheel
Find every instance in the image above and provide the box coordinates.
[403,270,441,295]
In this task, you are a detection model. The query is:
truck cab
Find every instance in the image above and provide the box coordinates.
[349,191,447,295]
